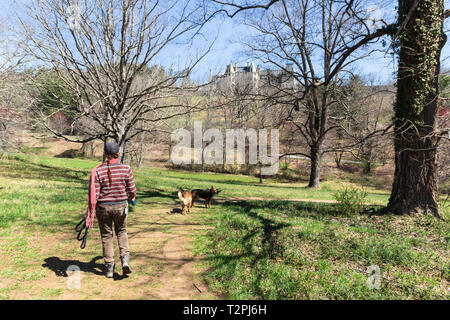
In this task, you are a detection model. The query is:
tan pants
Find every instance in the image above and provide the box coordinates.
[96,202,129,265]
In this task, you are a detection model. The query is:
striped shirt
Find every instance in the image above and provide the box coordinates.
[94,160,137,204]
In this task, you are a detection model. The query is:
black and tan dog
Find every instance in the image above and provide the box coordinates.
[191,186,219,208]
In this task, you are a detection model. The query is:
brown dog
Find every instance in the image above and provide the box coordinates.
[191,186,219,208]
[177,189,193,215]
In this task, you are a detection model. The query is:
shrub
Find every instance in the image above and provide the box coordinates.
[333,187,368,215]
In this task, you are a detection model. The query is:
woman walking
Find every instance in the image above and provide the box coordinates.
[86,142,137,278]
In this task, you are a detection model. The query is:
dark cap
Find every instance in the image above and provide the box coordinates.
[104,142,120,155]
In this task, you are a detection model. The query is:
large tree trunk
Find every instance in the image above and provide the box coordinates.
[388,137,440,215]
[387,0,444,216]
[117,122,127,164]
[119,139,127,164]
[307,144,321,188]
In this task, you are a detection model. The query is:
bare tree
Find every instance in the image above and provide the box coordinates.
[211,0,450,215]
[0,20,31,156]
[329,75,394,174]
[128,119,170,168]
[19,0,211,162]
[437,73,450,205]
[0,72,30,156]
[437,107,449,206]
[228,0,395,187]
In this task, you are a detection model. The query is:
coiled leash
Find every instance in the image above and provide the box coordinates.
[75,218,89,249]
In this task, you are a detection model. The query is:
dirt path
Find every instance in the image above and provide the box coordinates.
[0,204,221,300]
[129,206,220,299]
[1,196,379,300]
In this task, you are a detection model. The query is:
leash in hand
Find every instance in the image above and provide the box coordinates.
[75,218,89,249]
[75,199,135,249]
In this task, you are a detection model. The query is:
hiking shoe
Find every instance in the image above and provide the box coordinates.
[105,263,114,278]
[121,255,132,275]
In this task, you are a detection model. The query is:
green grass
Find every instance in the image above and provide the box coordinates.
[0,152,448,300]
[0,154,92,229]
[193,201,449,299]
[0,152,390,230]
[138,166,391,204]
[42,287,63,297]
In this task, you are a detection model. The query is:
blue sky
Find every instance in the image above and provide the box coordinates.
[185,0,450,84]
[1,0,449,84]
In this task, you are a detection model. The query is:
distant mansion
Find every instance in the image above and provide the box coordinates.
[209,61,298,93]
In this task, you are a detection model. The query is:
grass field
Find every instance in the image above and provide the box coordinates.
[0,153,448,299]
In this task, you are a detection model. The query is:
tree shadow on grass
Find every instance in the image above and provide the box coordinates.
[223,199,383,220]
[150,172,286,189]
[136,188,178,205]
[3,156,89,184]
[194,201,294,298]
[223,199,335,217]
[195,199,385,298]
